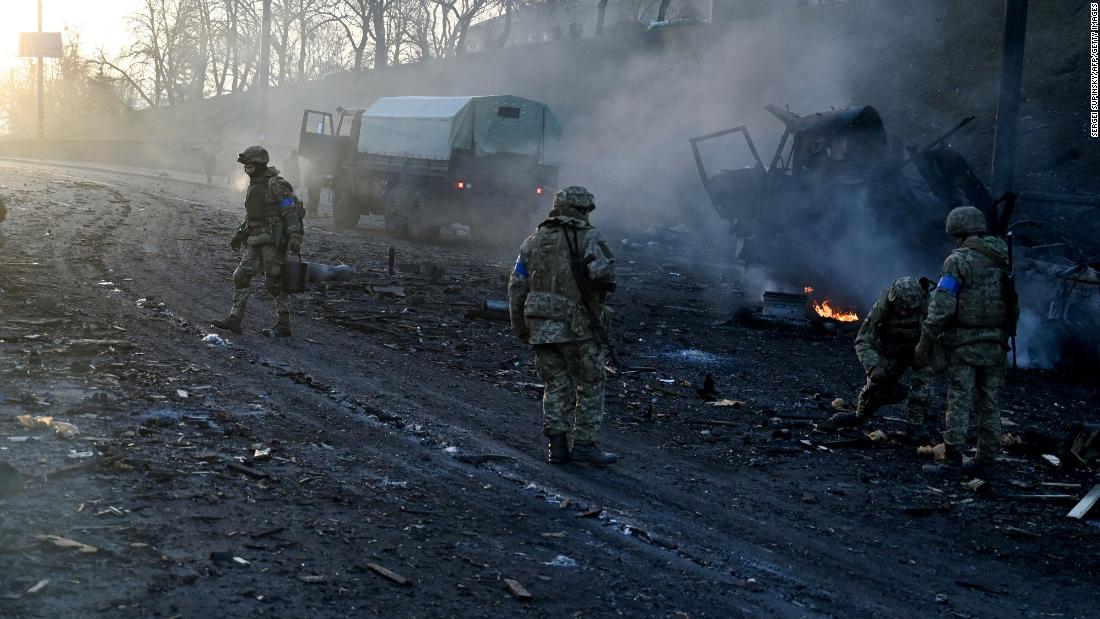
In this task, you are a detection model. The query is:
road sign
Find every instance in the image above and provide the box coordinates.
[19,32,63,58]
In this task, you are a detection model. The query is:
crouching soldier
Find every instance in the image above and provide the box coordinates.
[212,146,304,337]
[508,186,617,466]
[827,277,937,442]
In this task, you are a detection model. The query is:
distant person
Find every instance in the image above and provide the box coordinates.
[283,150,301,188]
[916,206,1017,479]
[212,146,305,338]
[201,139,218,184]
[508,186,618,466]
[825,276,937,444]
[304,158,322,218]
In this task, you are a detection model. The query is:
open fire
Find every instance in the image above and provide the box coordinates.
[803,286,860,322]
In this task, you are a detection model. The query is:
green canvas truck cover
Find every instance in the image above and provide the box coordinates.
[358,95,562,166]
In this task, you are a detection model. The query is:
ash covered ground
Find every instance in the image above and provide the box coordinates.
[0,161,1098,618]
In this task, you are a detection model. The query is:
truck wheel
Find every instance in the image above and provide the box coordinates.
[384,192,409,239]
[332,189,361,229]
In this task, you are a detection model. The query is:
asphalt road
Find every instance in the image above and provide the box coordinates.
[0,160,1098,618]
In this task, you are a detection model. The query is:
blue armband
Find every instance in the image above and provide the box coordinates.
[513,257,528,279]
[937,274,961,297]
[280,196,296,207]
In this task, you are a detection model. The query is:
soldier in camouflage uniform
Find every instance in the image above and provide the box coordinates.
[212,146,304,338]
[508,186,618,466]
[916,206,1016,479]
[826,276,937,443]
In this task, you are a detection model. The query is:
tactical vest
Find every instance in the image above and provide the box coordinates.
[245,170,283,221]
[876,304,924,356]
[523,222,595,339]
[244,170,285,246]
[954,247,1009,329]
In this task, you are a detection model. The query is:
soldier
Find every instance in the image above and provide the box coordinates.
[211,146,304,338]
[916,206,1017,479]
[508,186,617,466]
[826,276,936,443]
[305,160,322,218]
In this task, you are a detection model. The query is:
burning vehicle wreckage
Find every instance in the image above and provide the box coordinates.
[691,104,1100,372]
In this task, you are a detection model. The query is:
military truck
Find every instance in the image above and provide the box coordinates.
[297,95,562,241]
[689,105,995,300]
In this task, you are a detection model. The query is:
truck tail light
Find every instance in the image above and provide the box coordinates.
[455,180,468,190]
[536,186,544,195]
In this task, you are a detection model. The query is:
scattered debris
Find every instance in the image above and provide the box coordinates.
[1041,454,1062,468]
[26,580,49,595]
[867,430,888,442]
[16,415,79,438]
[831,398,847,410]
[46,458,102,480]
[902,503,953,517]
[202,333,229,347]
[298,574,327,584]
[709,399,744,408]
[542,555,578,568]
[34,535,98,554]
[964,478,987,493]
[504,578,533,600]
[365,562,410,586]
[1066,484,1100,520]
[227,462,270,480]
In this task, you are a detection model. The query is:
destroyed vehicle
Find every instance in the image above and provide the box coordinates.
[690,104,990,302]
[298,95,561,241]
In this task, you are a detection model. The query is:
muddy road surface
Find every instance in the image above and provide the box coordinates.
[0,160,1098,618]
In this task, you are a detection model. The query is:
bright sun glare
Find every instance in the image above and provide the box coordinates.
[0,0,135,73]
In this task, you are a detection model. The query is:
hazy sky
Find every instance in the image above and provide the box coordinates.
[0,0,140,72]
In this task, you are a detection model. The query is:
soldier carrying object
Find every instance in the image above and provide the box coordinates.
[826,276,938,444]
[508,186,618,466]
[212,146,305,338]
[916,206,1018,480]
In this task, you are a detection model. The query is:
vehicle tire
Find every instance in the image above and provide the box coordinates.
[384,190,409,240]
[332,182,361,229]
[406,191,440,243]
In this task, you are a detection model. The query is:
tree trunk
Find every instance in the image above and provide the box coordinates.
[372,1,388,68]
[497,0,512,48]
[657,0,673,22]
[596,0,608,34]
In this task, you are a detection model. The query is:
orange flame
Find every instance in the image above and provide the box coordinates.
[812,299,860,322]
[803,285,859,322]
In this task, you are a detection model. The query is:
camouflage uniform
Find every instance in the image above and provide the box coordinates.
[508,187,616,462]
[920,207,1016,467]
[852,277,935,427]
[215,146,304,335]
[231,168,303,319]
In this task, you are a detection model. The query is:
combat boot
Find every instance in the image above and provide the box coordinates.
[263,314,292,338]
[211,314,243,334]
[571,442,617,466]
[962,458,994,481]
[546,433,570,465]
[823,412,868,429]
[904,423,933,446]
[928,443,964,479]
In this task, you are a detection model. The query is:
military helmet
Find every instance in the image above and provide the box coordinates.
[887,276,925,310]
[237,146,270,166]
[945,206,986,236]
[554,185,595,212]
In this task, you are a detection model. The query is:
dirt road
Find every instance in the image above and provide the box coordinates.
[1,160,1097,618]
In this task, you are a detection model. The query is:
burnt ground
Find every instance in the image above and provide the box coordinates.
[0,160,1098,618]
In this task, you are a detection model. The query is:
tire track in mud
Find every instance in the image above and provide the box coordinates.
[4,161,1095,618]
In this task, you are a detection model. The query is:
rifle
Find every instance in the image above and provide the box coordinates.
[563,227,620,367]
[1006,230,1018,370]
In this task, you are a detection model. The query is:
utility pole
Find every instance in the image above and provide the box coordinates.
[989,0,1029,198]
[257,0,272,141]
[37,0,44,140]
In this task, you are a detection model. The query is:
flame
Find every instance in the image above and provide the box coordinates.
[803,285,859,322]
[812,299,860,322]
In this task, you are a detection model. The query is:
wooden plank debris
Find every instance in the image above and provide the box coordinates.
[34,535,98,554]
[366,562,410,586]
[504,578,533,600]
[1066,484,1100,520]
[227,462,270,479]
